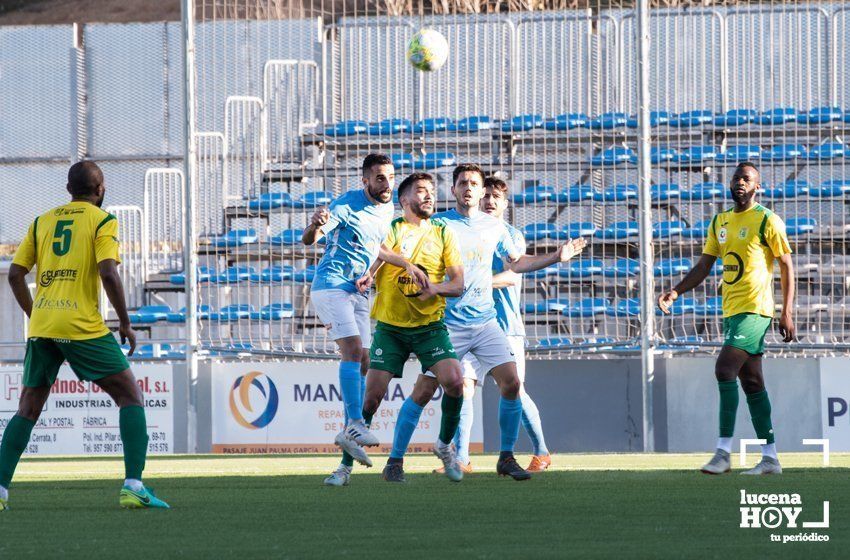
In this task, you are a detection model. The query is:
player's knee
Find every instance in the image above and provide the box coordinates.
[500,377,521,398]
[714,362,738,382]
[442,376,464,399]
[17,387,48,421]
[740,377,765,394]
[363,392,381,415]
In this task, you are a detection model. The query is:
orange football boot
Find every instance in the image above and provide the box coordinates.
[526,454,552,472]
[433,462,474,475]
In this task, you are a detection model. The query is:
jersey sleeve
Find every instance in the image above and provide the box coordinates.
[12,220,37,270]
[95,216,122,264]
[441,224,463,268]
[383,220,399,250]
[702,215,721,257]
[496,222,522,261]
[763,214,792,258]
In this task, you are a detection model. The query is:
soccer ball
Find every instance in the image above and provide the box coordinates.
[407,29,449,72]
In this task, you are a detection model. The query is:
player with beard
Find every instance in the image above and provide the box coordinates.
[303,154,401,468]
[323,172,466,485]
[658,162,795,475]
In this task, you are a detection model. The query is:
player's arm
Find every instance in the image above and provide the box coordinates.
[657,253,717,314]
[7,264,33,318]
[355,258,385,294]
[507,238,587,274]
[418,265,464,300]
[98,259,136,356]
[492,269,521,289]
[377,245,430,289]
[777,253,795,342]
[302,207,331,246]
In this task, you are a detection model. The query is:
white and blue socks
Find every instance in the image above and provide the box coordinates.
[520,392,549,456]
[452,394,474,465]
[499,396,522,452]
[339,361,363,423]
[389,398,424,460]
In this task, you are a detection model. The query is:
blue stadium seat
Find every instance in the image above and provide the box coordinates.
[525,298,571,314]
[761,144,807,161]
[558,184,594,202]
[653,258,691,277]
[413,117,453,133]
[513,185,556,205]
[413,152,455,170]
[659,336,705,350]
[718,145,762,162]
[166,305,211,323]
[709,261,724,276]
[682,219,712,239]
[210,304,254,322]
[653,221,685,238]
[558,258,604,279]
[324,120,368,136]
[694,297,722,316]
[786,217,816,236]
[603,258,640,278]
[293,265,317,283]
[656,296,697,316]
[756,108,798,125]
[806,142,847,160]
[605,298,641,317]
[713,109,757,126]
[761,180,810,199]
[593,184,638,202]
[676,145,719,164]
[248,192,294,211]
[565,222,598,238]
[650,183,681,201]
[170,266,214,285]
[123,344,158,359]
[291,191,333,209]
[268,229,305,246]
[566,298,610,317]
[210,229,258,248]
[811,179,850,198]
[250,303,295,321]
[522,222,560,241]
[588,112,628,130]
[591,146,635,166]
[537,337,573,348]
[649,146,677,164]
[167,345,187,359]
[129,305,171,324]
[798,106,843,125]
[527,264,559,279]
[501,114,544,132]
[250,265,295,283]
[670,110,713,127]
[448,115,492,132]
[391,153,415,168]
[368,118,413,135]
[544,113,588,130]
[214,266,255,284]
[627,111,672,128]
[844,112,850,124]
[681,182,724,200]
[597,220,639,240]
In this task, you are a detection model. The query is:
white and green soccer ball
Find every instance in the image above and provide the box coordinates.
[407,29,449,72]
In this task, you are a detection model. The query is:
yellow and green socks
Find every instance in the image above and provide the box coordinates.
[119,406,149,481]
[438,394,463,445]
[0,415,35,489]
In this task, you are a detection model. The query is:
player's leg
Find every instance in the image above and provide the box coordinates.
[476,321,530,480]
[427,358,465,481]
[700,341,750,474]
[511,335,550,471]
[739,354,781,475]
[383,374,438,483]
[451,362,478,470]
[0,338,63,510]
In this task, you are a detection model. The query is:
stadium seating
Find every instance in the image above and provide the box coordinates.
[214,266,255,284]
[293,191,333,209]
[166,305,212,323]
[627,111,671,128]
[448,115,492,132]
[648,146,677,164]
[654,258,691,277]
[694,297,723,316]
[250,266,296,283]
[525,298,571,314]
[811,179,850,197]
[269,229,304,246]
[597,221,639,240]
[248,192,295,210]
[566,298,610,317]
[682,219,712,239]
[650,183,681,201]
[558,258,604,279]
[713,109,757,126]
[250,303,295,320]
[368,118,413,135]
[676,145,719,163]
[806,142,847,160]
[755,108,798,125]
[536,337,572,347]
[413,117,452,133]
[670,110,713,127]
[293,265,317,283]
[210,304,255,321]
[593,185,638,202]
[786,217,817,236]
[718,145,762,162]
[603,259,640,278]
[797,106,842,125]
[170,267,214,285]
[523,222,596,241]
[657,296,697,316]
[513,185,557,204]
[325,120,368,136]
[544,113,588,130]
[587,112,628,129]
[761,180,810,199]
[652,221,685,239]
[209,229,258,248]
[501,114,544,131]
[591,147,635,166]
[129,305,171,324]
[606,298,641,317]
[681,183,724,200]
[761,144,807,161]
[559,185,595,202]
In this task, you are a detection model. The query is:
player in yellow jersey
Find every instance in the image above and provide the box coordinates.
[658,162,795,476]
[0,161,169,510]
[324,172,466,485]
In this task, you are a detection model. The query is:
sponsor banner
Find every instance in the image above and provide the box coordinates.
[0,364,174,455]
[211,361,484,454]
[819,357,850,451]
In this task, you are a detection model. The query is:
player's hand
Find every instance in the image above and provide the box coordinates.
[657,290,678,315]
[119,322,137,356]
[355,272,374,294]
[405,263,431,291]
[310,207,330,228]
[417,281,439,301]
[779,311,795,343]
[559,237,588,261]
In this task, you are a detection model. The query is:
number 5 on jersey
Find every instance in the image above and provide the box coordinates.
[53,220,74,256]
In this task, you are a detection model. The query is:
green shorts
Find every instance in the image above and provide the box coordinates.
[23,334,130,388]
[369,321,457,378]
[722,313,772,355]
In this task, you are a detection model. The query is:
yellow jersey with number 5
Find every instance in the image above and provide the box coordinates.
[703,203,791,318]
[12,201,121,340]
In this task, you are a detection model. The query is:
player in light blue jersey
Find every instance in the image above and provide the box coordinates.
[302,154,396,474]
[441,176,552,476]
[390,163,585,480]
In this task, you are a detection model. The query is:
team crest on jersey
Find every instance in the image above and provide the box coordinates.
[400,236,415,258]
[719,227,728,243]
[738,227,749,239]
